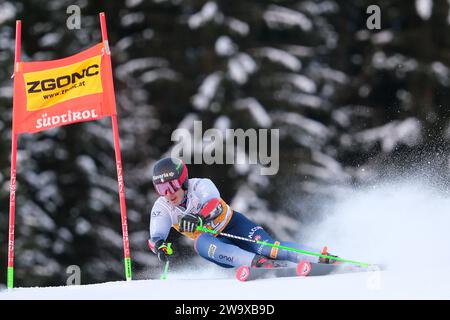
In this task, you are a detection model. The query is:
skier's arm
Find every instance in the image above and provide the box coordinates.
[148,206,172,253]
[179,179,222,232]
[148,206,175,262]
[194,179,223,221]
[191,178,222,220]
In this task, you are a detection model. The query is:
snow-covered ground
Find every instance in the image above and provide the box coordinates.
[0,267,448,300]
[1,179,449,300]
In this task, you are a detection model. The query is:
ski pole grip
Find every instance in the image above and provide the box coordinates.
[166,243,173,255]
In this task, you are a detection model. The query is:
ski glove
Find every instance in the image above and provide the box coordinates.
[151,240,173,263]
[179,213,203,233]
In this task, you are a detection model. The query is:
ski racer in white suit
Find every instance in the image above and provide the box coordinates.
[148,157,338,268]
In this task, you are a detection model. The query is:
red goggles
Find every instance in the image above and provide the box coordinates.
[153,179,183,196]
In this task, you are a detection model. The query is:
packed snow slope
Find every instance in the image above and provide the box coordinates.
[1,179,449,299]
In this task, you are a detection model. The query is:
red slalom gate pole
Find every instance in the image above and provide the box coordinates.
[99,12,132,281]
[7,20,22,289]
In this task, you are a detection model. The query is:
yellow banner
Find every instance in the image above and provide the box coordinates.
[24,55,103,111]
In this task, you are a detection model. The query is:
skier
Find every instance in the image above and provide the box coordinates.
[148,157,337,269]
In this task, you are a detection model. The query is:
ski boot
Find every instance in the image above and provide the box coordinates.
[318,246,339,264]
[251,254,288,268]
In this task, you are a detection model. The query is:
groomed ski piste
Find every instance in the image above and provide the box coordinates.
[1,180,449,300]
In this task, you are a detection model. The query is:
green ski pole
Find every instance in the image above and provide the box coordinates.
[160,260,170,280]
[197,226,372,267]
[159,243,173,280]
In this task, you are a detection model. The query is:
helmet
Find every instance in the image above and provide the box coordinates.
[152,157,188,196]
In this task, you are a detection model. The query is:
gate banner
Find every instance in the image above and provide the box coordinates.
[13,43,117,134]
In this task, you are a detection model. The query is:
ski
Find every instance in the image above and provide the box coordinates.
[235,261,383,282]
